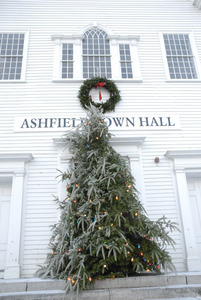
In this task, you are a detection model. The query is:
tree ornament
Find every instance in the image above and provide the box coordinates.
[95,82,105,100]
[78,77,121,113]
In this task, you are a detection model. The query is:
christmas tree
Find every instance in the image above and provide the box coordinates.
[37,105,178,294]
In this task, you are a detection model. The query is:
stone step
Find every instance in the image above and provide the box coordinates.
[1,272,201,293]
[0,273,201,300]
[0,284,201,300]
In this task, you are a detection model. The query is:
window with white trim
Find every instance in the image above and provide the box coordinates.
[163,34,198,80]
[61,43,73,78]
[52,26,141,81]
[0,33,27,81]
[82,29,112,78]
[119,44,133,79]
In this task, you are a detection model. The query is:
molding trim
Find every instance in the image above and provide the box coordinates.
[165,150,201,174]
[54,137,146,148]
[165,150,201,159]
[52,79,143,83]
[0,153,33,162]
[52,34,140,42]
[110,137,146,146]
[78,22,114,36]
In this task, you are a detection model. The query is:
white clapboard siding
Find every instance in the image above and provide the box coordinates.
[0,0,201,276]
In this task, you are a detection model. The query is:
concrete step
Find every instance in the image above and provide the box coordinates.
[0,272,201,300]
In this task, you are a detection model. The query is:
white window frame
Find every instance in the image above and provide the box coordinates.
[160,32,201,82]
[0,31,29,83]
[118,43,133,79]
[113,37,141,81]
[52,25,142,82]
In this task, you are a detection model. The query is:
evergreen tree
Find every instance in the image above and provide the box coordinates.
[37,105,178,294]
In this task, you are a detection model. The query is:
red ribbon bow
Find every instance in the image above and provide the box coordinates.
[95,82,105,100]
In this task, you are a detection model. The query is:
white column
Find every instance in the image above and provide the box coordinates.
[4,172,25,279]
[110,39,121,80]
[130,154,144,203]
[131,40,142,80]
[174,168,201,271]
[52,39,61,80]
[74,38,82,79]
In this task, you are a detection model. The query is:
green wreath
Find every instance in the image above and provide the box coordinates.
[78,77,121,113]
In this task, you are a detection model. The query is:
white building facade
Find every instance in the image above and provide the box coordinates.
[0,0,201,279]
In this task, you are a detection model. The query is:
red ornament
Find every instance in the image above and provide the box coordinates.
[95,82,105,100]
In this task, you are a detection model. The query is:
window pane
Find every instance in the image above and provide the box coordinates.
[163,34,197,79]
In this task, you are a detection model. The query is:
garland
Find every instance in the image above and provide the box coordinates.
[78,77,121,113]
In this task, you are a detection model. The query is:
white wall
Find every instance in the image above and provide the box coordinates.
[0,0,201,277]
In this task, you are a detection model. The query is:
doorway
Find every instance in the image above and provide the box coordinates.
[187,177,201,260]
[0,178,12,278]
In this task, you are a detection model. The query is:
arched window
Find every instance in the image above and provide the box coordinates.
[52,26,141,81]
[82,29,112,78]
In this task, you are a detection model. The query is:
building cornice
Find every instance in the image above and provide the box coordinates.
[165,150,201,159]
[0,153,33,162]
